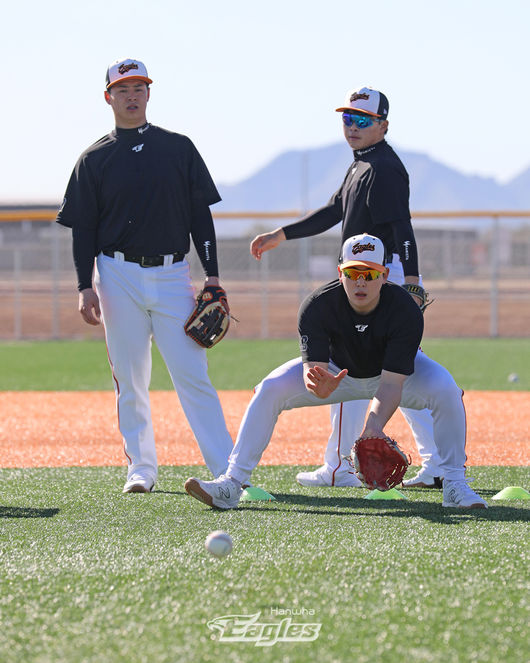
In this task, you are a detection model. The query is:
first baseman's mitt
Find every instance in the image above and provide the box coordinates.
[184,285,230,348]
[348,436,410,491]
[401,283,434,312]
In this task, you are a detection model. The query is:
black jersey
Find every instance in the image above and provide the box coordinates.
[283,140,419,276]
[298,280,423,378]
[56,123,221,289]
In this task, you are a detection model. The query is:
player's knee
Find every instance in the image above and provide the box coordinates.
[433,376,462,406]
[255,374,290,410]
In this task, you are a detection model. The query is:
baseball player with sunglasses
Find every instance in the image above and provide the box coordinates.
[56,58,233,493]
[250,87,442,490]
[185,234,487,510]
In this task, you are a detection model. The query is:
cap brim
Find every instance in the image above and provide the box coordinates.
[340,260,387,272]
[335,107,382,117]
[107,76,153,89]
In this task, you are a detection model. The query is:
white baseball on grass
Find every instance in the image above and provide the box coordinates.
[508,373,519,383]
[205,530,233,558]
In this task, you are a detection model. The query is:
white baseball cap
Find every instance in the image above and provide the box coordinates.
[340,233,387,271]
[335,87,389,119]
[105,58,153,90]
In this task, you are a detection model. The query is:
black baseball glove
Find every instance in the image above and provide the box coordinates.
[184,285,230,348]
[402,283,434,312]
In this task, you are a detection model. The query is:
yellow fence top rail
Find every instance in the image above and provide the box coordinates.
[1,208,530,222]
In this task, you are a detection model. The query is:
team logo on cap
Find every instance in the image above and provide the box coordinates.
[118,62,139,75]
[350,92,369,102]
[351,242,375,254]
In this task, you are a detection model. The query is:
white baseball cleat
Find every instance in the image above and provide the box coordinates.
[402,467,443,488]
[184,474,242,510]
[296,464,362,488]
[123,475,155,493]
[442,479,488,509]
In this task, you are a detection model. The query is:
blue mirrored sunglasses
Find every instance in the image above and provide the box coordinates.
[342,112,381,129]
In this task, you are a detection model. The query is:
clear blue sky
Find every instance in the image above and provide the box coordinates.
[4,0,529,203]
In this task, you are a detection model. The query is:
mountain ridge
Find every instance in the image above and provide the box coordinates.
[216,141,530,213]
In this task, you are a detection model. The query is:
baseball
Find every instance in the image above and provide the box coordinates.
[205,530,233,558]
[508,373,519,383]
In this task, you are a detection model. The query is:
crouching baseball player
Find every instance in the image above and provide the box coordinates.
[185,233,487,510]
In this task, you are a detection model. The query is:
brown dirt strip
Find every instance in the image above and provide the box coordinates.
[0,391,528,469]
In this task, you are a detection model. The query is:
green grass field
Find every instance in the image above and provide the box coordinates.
[0,337,529,390]
[0,466,528,663]
[0,339,528,662]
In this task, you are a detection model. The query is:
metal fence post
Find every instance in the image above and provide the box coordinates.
[490,215,499,338]
[260,251,269,339]
[298,237,310,305]
[14,248,22,340]
[51,221,60,339]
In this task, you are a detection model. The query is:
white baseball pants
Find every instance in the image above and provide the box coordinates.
[325,254,443,479]
[95,252,233,484]
[227,351,467,486]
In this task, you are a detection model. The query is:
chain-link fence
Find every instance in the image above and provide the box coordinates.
[1,212,529,340]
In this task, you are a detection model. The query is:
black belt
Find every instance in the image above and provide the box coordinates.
[103,250,185,267]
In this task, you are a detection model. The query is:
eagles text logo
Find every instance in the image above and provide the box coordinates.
[118,63,139,75]
[351,242,375,255]
[207,612,321,647]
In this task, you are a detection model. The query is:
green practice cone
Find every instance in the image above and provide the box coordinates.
[364,487,408,500]
[492,486,530,500]
[240,486,276,502]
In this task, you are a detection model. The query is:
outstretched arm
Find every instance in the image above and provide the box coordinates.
[250,228,286,260]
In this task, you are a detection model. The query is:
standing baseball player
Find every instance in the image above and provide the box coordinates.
[250,86,442,489]
[56,58,233,493]
[184,234,487,510]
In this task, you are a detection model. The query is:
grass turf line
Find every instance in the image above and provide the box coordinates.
[0,338,529,391]
[0,465,528,663]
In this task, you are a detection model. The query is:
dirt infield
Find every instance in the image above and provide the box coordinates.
[0,390,527,468]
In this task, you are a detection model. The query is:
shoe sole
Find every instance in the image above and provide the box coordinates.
[184,478,236,510]
[442,501,487,509]
[296,474,361,488]
[184,478,214,506]
[403,477,444,489]
[123,484,152,493]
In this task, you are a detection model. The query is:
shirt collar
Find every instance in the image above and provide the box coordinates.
[113,122,151,138]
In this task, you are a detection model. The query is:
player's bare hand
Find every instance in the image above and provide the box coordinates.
[78,288,101,326]
[305,365,348,399]
[250,228,286,260]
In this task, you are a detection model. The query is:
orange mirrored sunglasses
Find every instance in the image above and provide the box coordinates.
[341,267,385,281]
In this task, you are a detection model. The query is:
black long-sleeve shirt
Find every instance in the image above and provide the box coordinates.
[283,140,419,276]
[57,123,221,290]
